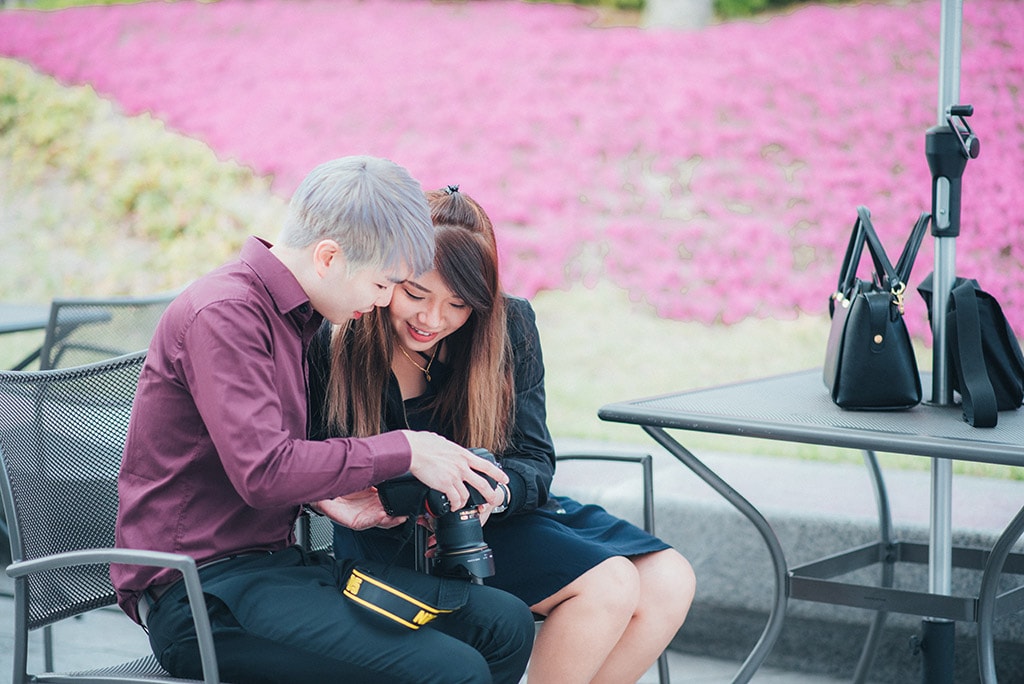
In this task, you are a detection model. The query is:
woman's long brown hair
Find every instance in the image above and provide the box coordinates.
[325,187,513,453]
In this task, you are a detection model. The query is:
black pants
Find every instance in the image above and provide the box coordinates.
[145,546,534,684]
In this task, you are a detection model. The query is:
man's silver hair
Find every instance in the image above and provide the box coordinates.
[280,156,434,275]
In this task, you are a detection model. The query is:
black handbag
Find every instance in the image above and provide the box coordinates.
[917,274,1024,427]
[823,207,929,410]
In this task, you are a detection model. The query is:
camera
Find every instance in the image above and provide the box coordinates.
[376,447,499,581]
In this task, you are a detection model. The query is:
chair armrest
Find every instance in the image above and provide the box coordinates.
[555,449,656,535]
[7,547,221,684]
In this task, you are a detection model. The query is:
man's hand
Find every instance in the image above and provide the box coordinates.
[401,431,507,511]
[312,488,406,530]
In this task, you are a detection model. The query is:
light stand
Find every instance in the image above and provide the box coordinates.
[919,0,980,679]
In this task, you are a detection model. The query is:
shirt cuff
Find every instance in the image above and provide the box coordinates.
[500,471,528,516]
[367,430,414,483]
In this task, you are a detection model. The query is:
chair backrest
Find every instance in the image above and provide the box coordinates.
[39,294,175,370]
[0,351,146,629]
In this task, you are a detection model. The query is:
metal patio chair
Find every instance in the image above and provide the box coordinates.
[0,351,221,683]
[36,293,176,370]
[2,292,177,582]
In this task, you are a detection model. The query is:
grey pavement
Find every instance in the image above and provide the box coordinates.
[0,577,846,683]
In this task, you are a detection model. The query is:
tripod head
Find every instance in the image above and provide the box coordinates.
[925,104,979,238]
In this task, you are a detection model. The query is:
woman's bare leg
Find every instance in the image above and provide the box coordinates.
[591,549,696,684]
[526,557,639,684]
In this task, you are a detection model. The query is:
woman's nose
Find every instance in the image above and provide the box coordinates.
[418,304,441,327]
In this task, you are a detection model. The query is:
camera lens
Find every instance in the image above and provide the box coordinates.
[432,506,495,580]
[435,508,485,552]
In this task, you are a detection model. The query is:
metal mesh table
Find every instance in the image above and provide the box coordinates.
[600,369,1024,684]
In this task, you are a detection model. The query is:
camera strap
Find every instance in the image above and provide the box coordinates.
[343,566,454,630]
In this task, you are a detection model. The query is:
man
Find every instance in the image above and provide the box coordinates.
[112,156,534,683]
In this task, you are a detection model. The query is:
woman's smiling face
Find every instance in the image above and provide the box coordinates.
[388,268,473,353]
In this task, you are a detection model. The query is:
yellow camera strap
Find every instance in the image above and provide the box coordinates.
[343,567,454,630]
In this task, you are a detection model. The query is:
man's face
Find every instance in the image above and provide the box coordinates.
[310,242,411,324]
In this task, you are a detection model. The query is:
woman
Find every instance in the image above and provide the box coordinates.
[309,186,695,683]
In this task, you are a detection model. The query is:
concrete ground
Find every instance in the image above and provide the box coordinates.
[0,580,846,683]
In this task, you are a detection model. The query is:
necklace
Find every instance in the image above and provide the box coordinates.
[398,344,439,383]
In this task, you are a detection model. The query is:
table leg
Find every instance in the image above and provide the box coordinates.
[924,457,956,684]
[643,426,787,684]
[853,450,894,684]
[920,618,955,684]
[977,502,1024,684]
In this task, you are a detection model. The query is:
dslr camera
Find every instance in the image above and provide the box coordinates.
[376,447,501,581]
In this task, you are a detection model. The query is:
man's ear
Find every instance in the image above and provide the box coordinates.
[312,239,345,277]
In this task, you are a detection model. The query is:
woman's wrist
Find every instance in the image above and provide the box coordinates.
[491,482,510,514]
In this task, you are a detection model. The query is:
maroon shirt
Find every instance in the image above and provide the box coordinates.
[112,236,411,622]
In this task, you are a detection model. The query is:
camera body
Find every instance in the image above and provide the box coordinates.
[376,447,499,580]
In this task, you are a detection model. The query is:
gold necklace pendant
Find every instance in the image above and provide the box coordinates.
[399,344,438,383]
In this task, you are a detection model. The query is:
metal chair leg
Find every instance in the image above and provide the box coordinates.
[555,449,670,684]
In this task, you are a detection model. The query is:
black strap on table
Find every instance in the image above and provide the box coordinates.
[949,280,998,427]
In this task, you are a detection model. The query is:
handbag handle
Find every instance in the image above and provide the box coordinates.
[831,207,888,316]
[836,208,894,289]
[833,207,928,317]
[856,206,899,287]
[831,212,866,317]
[857,206,918,315]
[834,212,866,294]
[893,212,931,286]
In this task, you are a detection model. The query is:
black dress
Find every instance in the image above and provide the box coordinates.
[308,296,670,606]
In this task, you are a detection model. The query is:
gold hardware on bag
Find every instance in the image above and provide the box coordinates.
[832,292,850,309]
[891,282,907,315]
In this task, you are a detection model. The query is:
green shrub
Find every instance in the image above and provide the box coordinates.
[7,0,149,8]
[0,58,287,305]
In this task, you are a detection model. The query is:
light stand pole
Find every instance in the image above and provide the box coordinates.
[920,0,980,680]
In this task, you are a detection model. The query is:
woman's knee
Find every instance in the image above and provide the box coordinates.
[636,549,696,619]
[582,556,642,615]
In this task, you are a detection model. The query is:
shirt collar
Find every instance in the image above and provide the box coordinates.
[240,236,315,319]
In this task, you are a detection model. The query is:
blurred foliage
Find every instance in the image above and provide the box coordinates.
[9,0,834,22]
[527,0,833,21]
[0,58,287,305]
[1,20,1018,482]
[10,0,159,8]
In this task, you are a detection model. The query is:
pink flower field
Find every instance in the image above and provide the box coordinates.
[1,0,1021,334]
